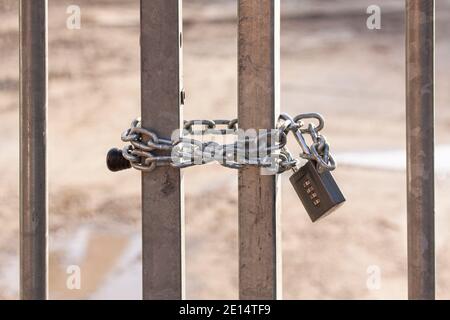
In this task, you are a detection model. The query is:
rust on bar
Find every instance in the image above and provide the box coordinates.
[406,0,435,300]
[238,0,281,300]
[19,0,48,300]
[140,0,185,299]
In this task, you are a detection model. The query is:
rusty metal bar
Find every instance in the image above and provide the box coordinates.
[238,0,281,300]
[140,0,185,299]
[406,0,435,300]
[19,0,48,300]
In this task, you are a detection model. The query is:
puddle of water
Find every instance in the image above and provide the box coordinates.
[0,226,141,300]
[48,227,141,299]
[90,234,142,300]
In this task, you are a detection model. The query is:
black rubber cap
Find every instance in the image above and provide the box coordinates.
[107,148,131,172]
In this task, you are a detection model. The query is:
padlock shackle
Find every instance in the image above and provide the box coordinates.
[292,129,311,156]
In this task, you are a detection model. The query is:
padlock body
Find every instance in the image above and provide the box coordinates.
[290,160,345,222]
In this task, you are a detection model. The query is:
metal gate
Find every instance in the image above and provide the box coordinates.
[19,0,435,300]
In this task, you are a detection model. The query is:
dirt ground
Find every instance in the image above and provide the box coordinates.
[1,0,450,299]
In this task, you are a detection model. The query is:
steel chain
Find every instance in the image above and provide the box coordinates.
[120,113,335,174]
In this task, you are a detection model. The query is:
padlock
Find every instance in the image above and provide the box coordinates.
[290,160,345,222]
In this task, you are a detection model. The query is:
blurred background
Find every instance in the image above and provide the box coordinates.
[1,0,450,299]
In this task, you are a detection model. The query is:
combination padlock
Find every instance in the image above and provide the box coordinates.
[290,160,345,222]
[286,116,345,222]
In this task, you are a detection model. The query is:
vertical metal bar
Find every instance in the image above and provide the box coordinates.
[406,0,435,300]
[19,0,48,300]
[238,0,281,300]
[140,0,184,299]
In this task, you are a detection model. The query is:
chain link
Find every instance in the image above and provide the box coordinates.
[119,113,335,174]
